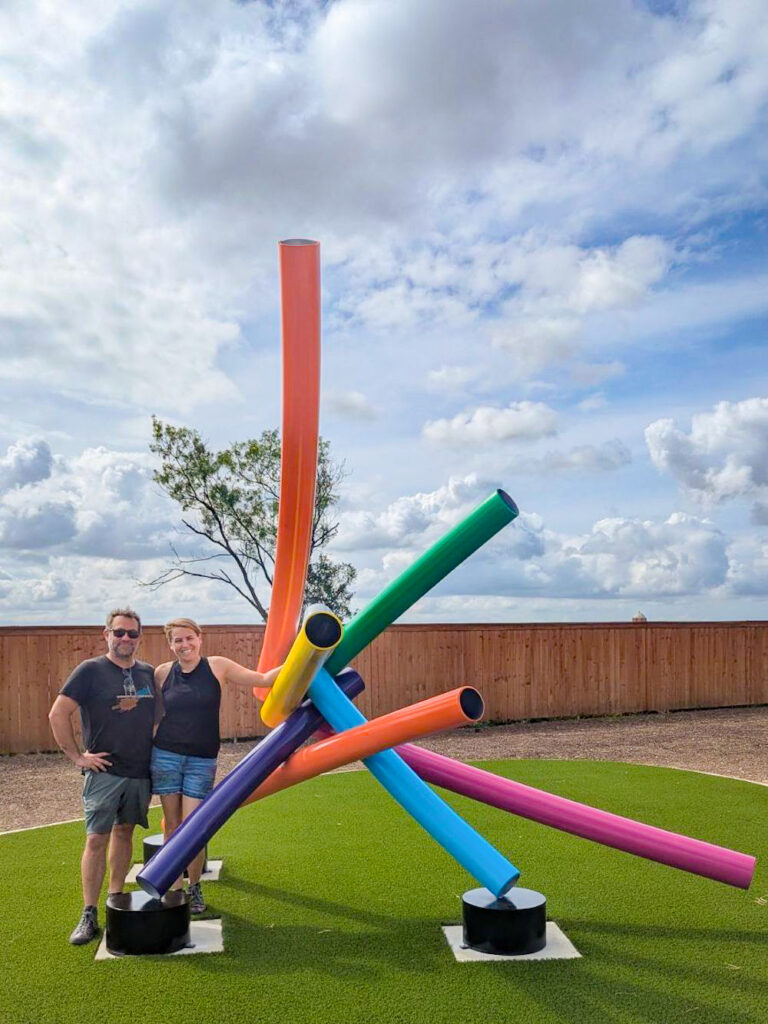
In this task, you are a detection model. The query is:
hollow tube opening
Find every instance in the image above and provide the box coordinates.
[498,870,520,895]
[137,879,161,900]
[305,612,343,649]
[496,489,519,516]
[459,688,485,721]
[280,238,319,246]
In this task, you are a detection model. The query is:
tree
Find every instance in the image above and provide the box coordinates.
[143,417,356,620]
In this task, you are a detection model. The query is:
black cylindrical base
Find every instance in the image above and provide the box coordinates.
[143,833,208,876]
[462,887,547,956]
[106,891,190,956]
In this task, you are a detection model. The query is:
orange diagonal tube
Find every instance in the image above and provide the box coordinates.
[254,239,321,700]
[240,686,484,806]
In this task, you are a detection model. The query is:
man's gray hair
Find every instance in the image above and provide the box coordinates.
[106,607,142,630]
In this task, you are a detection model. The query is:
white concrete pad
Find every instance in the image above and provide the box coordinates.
[94,918,223,959]
[442,922,581,962]
[125,859,223,884]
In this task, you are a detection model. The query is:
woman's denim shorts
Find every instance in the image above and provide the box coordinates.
[151,746,217,800]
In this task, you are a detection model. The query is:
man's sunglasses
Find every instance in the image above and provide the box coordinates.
[110,628,140,639]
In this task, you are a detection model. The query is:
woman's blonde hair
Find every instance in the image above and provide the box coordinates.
[164,617,203,642]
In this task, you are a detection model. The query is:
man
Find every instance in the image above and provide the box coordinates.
[49,607,156,945]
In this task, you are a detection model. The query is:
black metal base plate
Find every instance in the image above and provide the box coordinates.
[462,887,547,955]
[106,890,190,956]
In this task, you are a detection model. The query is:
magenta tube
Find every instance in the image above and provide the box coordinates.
[397,744,756,889]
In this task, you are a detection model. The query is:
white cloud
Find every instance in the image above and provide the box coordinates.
[571,513,730,596]
[0,0,766,624]
[585,271,768,351]
[426,365,481,393]
[0,570,72,611]
[522,236,672,313]
[325,390,377,419]
[314,0,659,159]
[0,3,259,417]
[490,316,580,377]
[490,236,673,378]
[332,233,675,358]
[334,277,475,332]
[29,573,71,603]
[0,441,177,559]
[343,485,766,617]
[333,473,492,551]
[578,393,608,412]
[0,0,764,421]
[0,435,243,620]
[423,401,558,445]
[0,439,53,493]
[0,501,77,549]
[646,0,768,155]
[353,506,737,609]
[516,441,632,474]
[645,398,768,513]
[570,361,625,388]
[727,534,768,595]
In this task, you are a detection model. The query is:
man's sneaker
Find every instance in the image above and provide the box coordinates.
[187,883,206,914]
[69,906,99,945]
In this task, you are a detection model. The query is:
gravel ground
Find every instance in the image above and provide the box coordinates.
[2,705,766,833]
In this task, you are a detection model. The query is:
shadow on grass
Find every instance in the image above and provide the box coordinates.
[507,915,763,1024]
[221,875,402,930]
[567,916,766,949]
[520,973,759,1024]
[187,905,451,981]
[157,901,762,1024]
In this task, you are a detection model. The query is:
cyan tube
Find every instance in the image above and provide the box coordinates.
[308,668,519,896]
[137,669,364,898]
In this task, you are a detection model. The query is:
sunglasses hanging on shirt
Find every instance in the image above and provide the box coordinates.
[122,669,137,696]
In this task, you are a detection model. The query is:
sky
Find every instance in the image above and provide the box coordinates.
[1,0,767,626]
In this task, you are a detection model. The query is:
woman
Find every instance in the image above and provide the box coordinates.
[151,618,282,914]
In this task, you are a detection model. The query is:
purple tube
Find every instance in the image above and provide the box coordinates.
[397,744,756,889]
[137,669,364,898]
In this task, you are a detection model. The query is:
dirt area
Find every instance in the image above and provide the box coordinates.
[2,705,766,833]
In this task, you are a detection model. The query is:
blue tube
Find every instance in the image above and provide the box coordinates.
[308,668,519,896]
[137,669,365,898]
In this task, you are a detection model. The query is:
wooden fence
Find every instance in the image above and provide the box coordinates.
[1,621,766,755]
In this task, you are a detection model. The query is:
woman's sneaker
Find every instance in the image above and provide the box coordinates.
[187,883,206,914]
[69,906,99,945]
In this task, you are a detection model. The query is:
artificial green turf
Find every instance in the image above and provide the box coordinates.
[0,760,765,1024]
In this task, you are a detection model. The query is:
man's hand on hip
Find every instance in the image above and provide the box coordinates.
[76,750,112,771]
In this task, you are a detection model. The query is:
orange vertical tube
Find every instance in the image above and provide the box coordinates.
[240,686,484,806]
[254,239,321,700]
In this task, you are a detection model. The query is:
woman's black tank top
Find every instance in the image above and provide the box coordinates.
[154,657,221,759]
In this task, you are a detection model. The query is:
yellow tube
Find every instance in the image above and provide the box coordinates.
[260,606,343,728]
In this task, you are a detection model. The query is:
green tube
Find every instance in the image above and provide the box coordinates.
[326,489,519,676]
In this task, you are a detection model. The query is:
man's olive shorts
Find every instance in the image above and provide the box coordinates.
[82,771,151,834]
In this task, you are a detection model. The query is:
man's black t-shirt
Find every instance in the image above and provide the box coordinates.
[60,656,156,778]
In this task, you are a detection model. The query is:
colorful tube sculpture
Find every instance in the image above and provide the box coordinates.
[242,686,484,806]
[306,487,753,888]
[254,239,322,699]
[137,670,364,899]
[325,489,519,676]
[261,606,343,728]
[397,744,756,889]
[308,667,519,897]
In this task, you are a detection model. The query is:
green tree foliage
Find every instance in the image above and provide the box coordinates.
[144,417,356,620]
